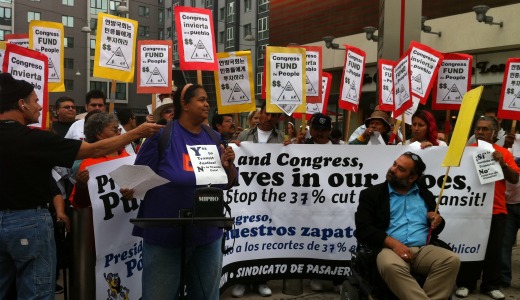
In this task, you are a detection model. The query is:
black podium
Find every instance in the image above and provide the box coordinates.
[131,217,234,299]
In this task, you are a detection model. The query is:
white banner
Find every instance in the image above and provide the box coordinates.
[220,144,493,288]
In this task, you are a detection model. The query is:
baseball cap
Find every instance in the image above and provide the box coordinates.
[311,113,331,130]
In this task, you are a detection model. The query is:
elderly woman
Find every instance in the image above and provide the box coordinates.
[123,83,236,299]
[405,109,447,148]
[70,112,129,208]
[349,110,394,145]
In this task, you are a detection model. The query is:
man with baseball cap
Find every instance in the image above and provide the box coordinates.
[0,73,163,299]
[297,112,334,145]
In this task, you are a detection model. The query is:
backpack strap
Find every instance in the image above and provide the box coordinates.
[201,124,221,147]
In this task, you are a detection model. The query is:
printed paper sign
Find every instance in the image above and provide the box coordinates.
[93,13,137,82]
[266,46,306,108]
[393,51,412,118]
[3,43,48,129]
[6,33,29,48]
[432,53,473,110]
[29,20,64,92]
[378,59,395,111]
[137,40,172,94]
[339,45,366,112]
[409,41,444,104]
[473,149,504,185]
[293,72,331,121]
[175,6,217,71]
[498,58,520,120]
[187,144,227,186]
[214,51,256,114]
[288,45,322,103]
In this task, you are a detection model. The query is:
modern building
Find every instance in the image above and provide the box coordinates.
[4,0,269,123]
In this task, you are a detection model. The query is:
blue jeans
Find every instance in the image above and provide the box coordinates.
[0,208,56,300]
[502,203,520,285]
[142,238,222,300]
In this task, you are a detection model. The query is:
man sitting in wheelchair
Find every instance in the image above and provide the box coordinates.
[355,152,460,300]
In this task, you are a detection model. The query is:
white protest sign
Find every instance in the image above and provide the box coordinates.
[220,144,492,289]
[409,41,444,104]
[339,45,365,112]
[393,53,412,117]
[175,6,217,70]
[378,60,394,111]
[6,34,29,48]
[138,43,170,89]
[305,49,320,97]
[276,103,299,116]
[29,21,64,89]
[433,54,472,110]
[217,53,253,106]
[268,49,305,106]
[306,75,329,114]
[498,58,520,120]
[473,150,504,185]
[187,144,228,185]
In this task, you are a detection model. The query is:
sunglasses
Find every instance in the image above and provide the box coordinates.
[403,151,419,161]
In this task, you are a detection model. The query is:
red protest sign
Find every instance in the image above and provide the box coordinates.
[378,59,395,112]
[293,72,332,120]
[393,49,412,118]
[136,40,172,94]
[498,58,520,120]
[175,6,217,71]
[432,53,473,111]
[339,45,365,112]
[408,41,444,105]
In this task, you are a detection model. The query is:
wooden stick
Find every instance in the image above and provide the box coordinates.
[109,79,116,113]
[197,70,202,85]
[345,111,351,143]
[401,115,406,145]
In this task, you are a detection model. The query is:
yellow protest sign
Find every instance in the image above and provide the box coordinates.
[29,20,64,92]
[442,86,483,167]
[93,13,137,82]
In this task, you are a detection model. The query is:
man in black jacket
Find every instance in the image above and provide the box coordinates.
[355,151,460,300]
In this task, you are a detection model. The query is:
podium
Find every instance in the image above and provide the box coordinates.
[131,217,234,299]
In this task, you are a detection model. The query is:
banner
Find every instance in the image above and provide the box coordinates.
[293,72,331,121]
[265,46,306,115]
[175,6,217,71]
[29,21,64,92]
[214,51,256,114]
[339,45,366,112]
[220,144,493,289]
[93,13,138,82]
[409,41,444,104]
[3,43,48,129]
[393,50,412,118]
[136,40,172,94]
[86,156,143,300]
[432,53,473,110]
[378,59,395,111]
[498,58,520,120]
[6,33,29,48]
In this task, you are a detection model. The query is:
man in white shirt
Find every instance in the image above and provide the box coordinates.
[65,90,107,140]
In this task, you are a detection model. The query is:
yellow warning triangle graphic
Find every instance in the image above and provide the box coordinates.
[48,58,59,80]
[412,74,423,94]
[346,82,358,101]
[107,47,130,69]
[277,81,301,102]
[227,83,250,103]
[146,67,166,84]
[191,40,212,61]
[442,84,463,102]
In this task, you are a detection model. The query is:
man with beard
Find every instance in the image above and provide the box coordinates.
[211,111,236,144]
[355,152,460,300]
[456,116,519,300]
[236,102,284,144]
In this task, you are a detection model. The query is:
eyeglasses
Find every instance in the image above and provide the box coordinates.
[89,103,105,107]
[109,127,122,134]
[60,105,76,110]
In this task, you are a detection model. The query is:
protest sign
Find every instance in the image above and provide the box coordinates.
[498,58,520,120]
[293,72,331,120]
[409,41,444,104]
[432,53,473,110]
[288,45,322,103]
[93,13,137,82]
[339,45,366,112]
[175,6,217,71]
[378,59,395,111]
[29,20,64,92]
[393,50,412,118]
[6,33,29,48]
[214,51,256,114]
[136,40,172,94]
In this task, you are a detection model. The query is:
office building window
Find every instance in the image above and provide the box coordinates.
[158,28,164,40]
[0,29,11,40]
[166,27,172,38]
[90,81,108,96]
[226,27,234,48]
[90,0,108,15]
[90,18,97,35]
[64,58,74,69]
[244,0,251,12]
[219,7,224,21]
[158,9,164,25]
[227,2,234,23]
[64,79,73,91]
[244,23,251,39]
[257,44,266,67]
[64,37,74,48]
[138,25,150,37]
[258,17,269,40]
[205,0,212,8]
[257,72,263,94]
[28,12,41,22]
[0,7,11,26]
[62,16,74,27]
[173,43,179,61]
[190,0,195,7]
[138,6,150,17]
[259,0,269,13]
[109,81,127,100]
[219,31,224,43]
[90,39,96,56]
[62,0,74,6]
